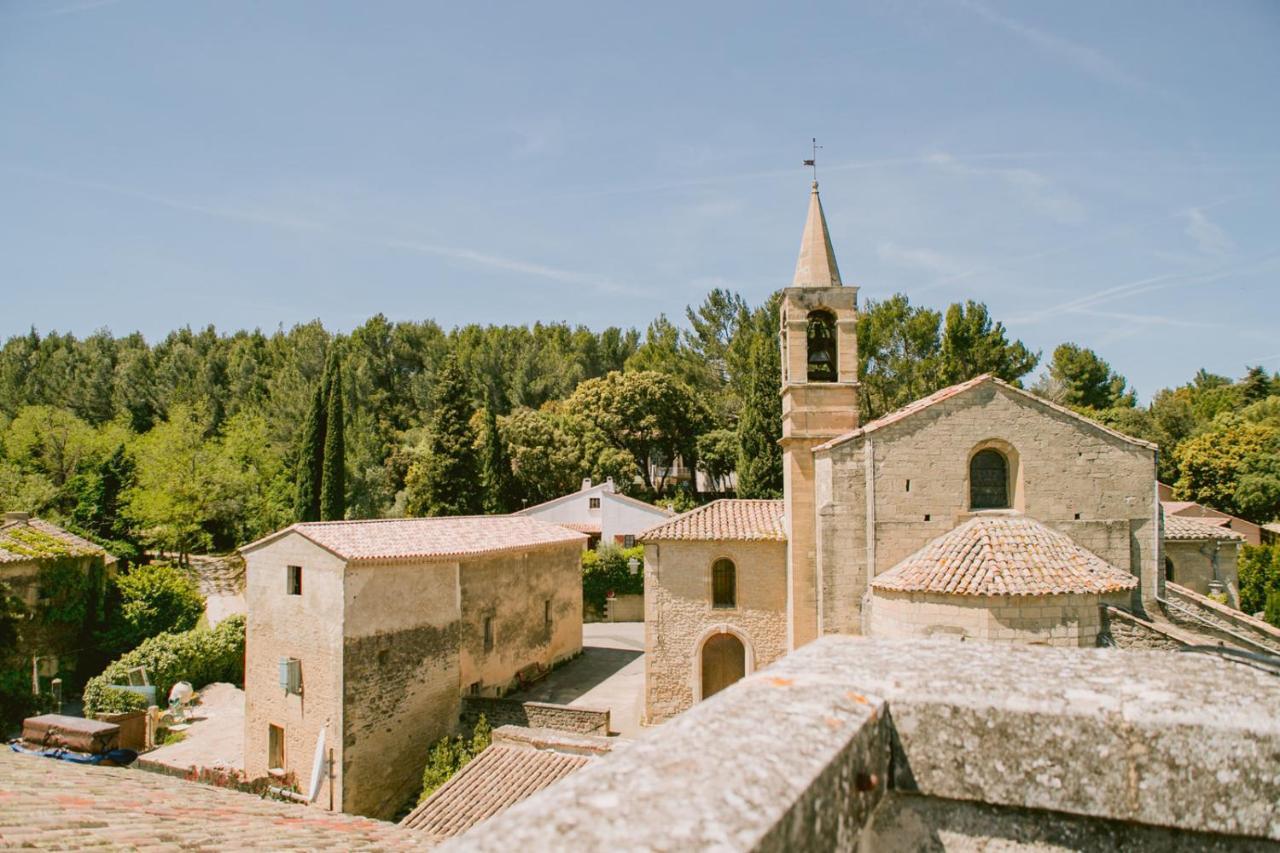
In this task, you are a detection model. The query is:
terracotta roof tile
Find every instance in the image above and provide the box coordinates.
[400,744,591,841]
[871,514,1138,597]
[557,521,602,534]
[815,375,1157,453]
[0,517,114,565]
[638,499,786,542]
[242,515,586,563]
[1164,514,1245,542]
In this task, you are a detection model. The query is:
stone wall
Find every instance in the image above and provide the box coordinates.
[605,593,643,622]
[1164,540,1240,606]
[867,590,1127,647]
[1163,582,1280,655]
[457,542,583,696]
[460,698,610,736]
[445,637,1280,851]
[1098,605,1185,650]
[643,538,788,724]
[242,533,347,810]
[818,382,1158,634]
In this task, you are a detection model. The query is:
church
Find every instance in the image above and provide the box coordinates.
[640,181,1161,724]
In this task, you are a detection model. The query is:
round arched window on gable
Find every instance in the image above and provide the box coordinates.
[806,310,837,382]
[969,448,1010,509]
[712,558,736,609]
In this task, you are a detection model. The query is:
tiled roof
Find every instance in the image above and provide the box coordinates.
[0,516,114,565]
[557,521,602,534]
[871,514,1138,597]
[638,499,786,542]
[241,515,587,563]
[400,743,591,842]
[0,750,423,850]
[815,375,1158,453]
[1164,514,1245,542]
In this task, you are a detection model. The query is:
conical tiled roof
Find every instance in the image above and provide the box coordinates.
[871,514,1137,597]
[791,182,842,288]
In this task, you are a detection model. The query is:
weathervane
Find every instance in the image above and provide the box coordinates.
[803,137,822,182]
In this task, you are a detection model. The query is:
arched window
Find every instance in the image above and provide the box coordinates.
[969,449,1009,509]
[1165,557,1175,582]
[806,310,837,382]
[712,558,736,608]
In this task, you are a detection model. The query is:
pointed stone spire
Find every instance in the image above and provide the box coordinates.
[791,181,842,288]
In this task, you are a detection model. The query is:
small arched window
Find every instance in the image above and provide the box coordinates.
[806,310,837,382]
[1165,557,1175,582]
[712,558,736,609]
[969,449,1009,509]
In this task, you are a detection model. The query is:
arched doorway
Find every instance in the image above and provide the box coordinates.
[700,633,745,700]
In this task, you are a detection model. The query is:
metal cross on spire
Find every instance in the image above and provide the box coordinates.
[802,137,822,182]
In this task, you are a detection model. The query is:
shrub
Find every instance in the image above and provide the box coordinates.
[104,562,206,655]
[90,687,150,714]
[581,545,644,616]
[1266,591,1280,629]
[1238,544,1280,616]
[82,614,244,714]
[418,715,491,803]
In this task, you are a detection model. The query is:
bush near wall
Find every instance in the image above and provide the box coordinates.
[581,545,644,617]
[418,715,491,804]
[82,614,245,715]
[1239,544,1280,619]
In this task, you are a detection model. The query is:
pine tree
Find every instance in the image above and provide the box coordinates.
[736,331,782,498]
[405,355,482,517]
[319,352,346,521]
[293,365,328,523]
[479,405,518,514]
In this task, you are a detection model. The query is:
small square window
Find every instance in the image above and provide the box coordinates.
[589,497,601,509]
[623,534,635,548]
[286,565,302,596]
[923,514,931,522]
[483,617,494,652]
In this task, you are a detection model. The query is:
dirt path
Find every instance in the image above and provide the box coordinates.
[187,555,246,626]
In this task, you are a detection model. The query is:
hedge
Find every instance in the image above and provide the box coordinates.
[82,614,245,715]
[581,545,644,616]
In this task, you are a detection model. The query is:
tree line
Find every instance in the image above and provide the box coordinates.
[1,291,1277,562]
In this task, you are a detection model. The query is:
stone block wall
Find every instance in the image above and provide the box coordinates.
[867,590,1128,647]
[460,697,610,736]
[644,539,787,723]
[1099,606,1185,650]
[605,594,643,622]
[1164,540,1240,606]
[1163,582,1280,655]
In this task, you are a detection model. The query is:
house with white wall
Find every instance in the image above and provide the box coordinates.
[518,478,672,550]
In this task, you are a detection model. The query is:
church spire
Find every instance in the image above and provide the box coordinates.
[791,181,842,288]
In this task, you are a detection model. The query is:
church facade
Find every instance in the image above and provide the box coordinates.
[641,182,1161,724]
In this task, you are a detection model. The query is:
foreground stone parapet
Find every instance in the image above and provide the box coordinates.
[448,637,1280,851]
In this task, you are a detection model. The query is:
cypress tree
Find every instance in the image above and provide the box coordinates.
[294,365,328,523]
[405,355,482,517]
[736,331,783,498]
[479,405,518,514]
[320,352,346,521]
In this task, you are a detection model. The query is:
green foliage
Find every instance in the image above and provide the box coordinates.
[695,429,738,494]
[1238,544,1280,616]
[82,613,246,715]
[405,355,482,516]
[581,545,645,615]
[104,562,206,655]
[36,558,96,626]
[1041,343,1135,410]
[735,300,783,498]
[418,715,492,803]
[1265,591,1280,629]
[1173,421,1280,523]
[91,686,150,714]
[479,406,519,514]
[938,301,1039,387]
[320,353,346,521]
[0,667,38,735]
[294,370,328,523]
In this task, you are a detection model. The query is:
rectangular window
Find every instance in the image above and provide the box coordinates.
[544,599,552,630]
[588,497,601,509]
[268,724,285,772]
[483,617,494,652]
[286,565,302,596]
[623,534,635,548]
[469,681,481,696]
[905,479,911,492]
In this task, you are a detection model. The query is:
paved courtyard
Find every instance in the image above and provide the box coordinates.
[508,621,645,737]
[138,682,245,776]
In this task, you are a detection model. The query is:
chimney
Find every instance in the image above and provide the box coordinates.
[604,477,615,493]
[4,511,31,523]
[581,478,593,491]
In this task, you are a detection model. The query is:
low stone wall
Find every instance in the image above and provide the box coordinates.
[1163,583,1280,655]
[460,697,610,736]
[605,594,643,622]
[444,637,1280,851]
[1098,606,1185,651]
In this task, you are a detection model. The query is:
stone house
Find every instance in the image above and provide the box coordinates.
[641,182,1166,724]
[517,477,672,550]
[240,515,585,819]
[1158,482,1264,545]
[1162,513,1244,606]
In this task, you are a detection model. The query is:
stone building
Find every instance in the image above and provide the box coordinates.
[240,515,584,819]
[517,477,673,549]
[1162,514,1244,606]
[641,182,1166,724]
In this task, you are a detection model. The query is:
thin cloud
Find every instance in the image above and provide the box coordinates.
[952,0,1154,96]
[1181,207,1234,255]
[877,241,971,278]
[925,152,1085,224]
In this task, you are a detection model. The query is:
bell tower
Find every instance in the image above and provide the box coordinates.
[781,181,859,649]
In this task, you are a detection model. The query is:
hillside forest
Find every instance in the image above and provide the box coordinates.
[2,289,1279,564]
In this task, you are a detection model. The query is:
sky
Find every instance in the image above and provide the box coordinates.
[1,0,1278,399]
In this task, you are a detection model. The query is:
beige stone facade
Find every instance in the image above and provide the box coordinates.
[1164,539,1241,606]
[867,590,1131,647]
[242,517,583,819]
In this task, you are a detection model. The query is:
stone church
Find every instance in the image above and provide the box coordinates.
[640,182,1161,724]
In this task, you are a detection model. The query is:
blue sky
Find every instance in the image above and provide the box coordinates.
[1,0,1277,399]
